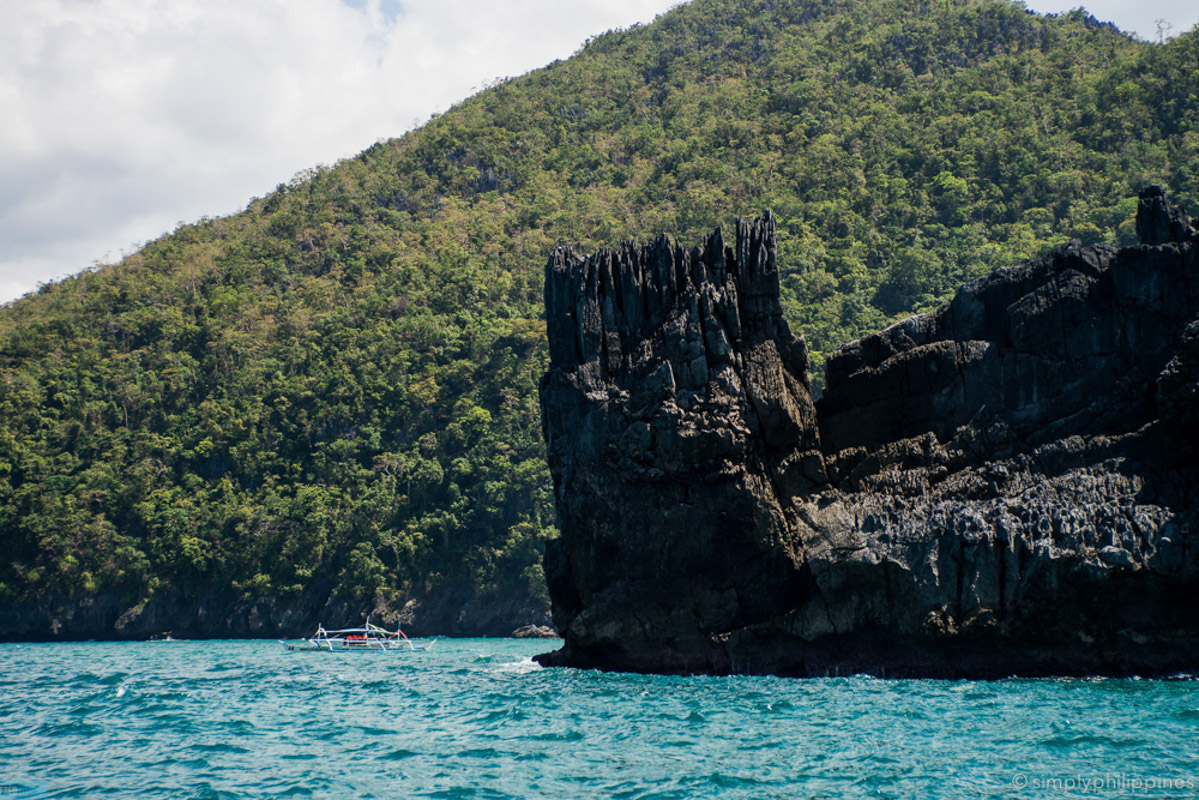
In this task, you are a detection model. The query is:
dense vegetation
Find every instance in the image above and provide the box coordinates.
[2,0,1197,619]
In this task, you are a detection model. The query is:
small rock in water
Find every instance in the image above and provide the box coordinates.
[511,625,558,639]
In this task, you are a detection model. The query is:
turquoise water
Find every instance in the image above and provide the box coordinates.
[1,640,1197,798]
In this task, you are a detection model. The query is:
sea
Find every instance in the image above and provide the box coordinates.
[1,639,1197,799]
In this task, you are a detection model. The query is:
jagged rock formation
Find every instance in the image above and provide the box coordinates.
[537,188,1199,678]
[539,216,823,671]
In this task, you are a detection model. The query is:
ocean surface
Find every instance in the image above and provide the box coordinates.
[1,639,1197,799]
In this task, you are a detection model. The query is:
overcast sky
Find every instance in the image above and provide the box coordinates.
[2,0,1196,305]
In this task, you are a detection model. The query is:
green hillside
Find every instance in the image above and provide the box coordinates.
[2,0,1197,628]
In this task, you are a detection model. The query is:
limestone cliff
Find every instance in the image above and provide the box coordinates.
[537,187,1199,677]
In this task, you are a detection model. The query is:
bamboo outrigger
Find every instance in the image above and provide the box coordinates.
[280,621,439,653]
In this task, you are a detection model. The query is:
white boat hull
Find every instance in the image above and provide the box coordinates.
[280,639,437,653]
[279,621,440,653]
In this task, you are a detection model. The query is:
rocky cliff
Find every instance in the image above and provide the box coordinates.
[537,187,1199,678]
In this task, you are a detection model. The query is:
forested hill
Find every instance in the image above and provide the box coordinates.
[1,0,1197,637]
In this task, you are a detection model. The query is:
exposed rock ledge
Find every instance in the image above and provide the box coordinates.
[536,187,1199,678]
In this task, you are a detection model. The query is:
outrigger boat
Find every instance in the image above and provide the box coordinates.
[280,621,440,653]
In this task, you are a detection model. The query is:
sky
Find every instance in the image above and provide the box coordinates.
[1,0,1196,305]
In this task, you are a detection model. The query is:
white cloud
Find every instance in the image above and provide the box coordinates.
[1024,0,1199,40]
[0,0,680,303]
[0,0,1193,304]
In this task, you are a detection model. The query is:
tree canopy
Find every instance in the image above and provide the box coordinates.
[2,0,1196,619]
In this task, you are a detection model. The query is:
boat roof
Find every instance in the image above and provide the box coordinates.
[312,622,401,636]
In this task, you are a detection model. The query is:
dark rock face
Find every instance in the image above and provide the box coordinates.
[537,188,1199,677]
[539,216,821,671]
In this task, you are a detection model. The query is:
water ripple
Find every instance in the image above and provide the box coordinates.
[0,641,1196,798]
